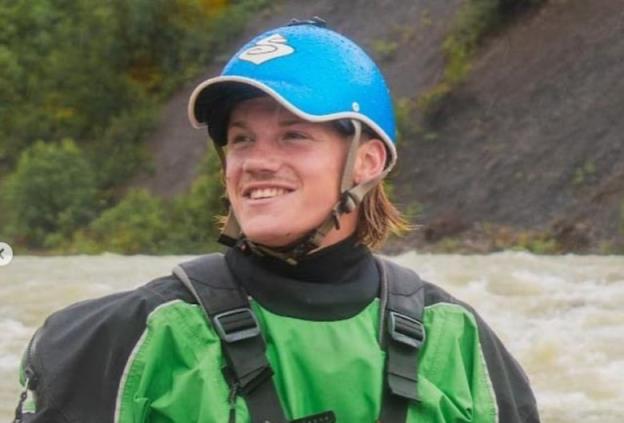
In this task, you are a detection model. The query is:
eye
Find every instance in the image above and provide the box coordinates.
[228,133,253,145]
[282,130,309,141]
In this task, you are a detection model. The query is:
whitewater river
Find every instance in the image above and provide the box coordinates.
[1,252,622,422]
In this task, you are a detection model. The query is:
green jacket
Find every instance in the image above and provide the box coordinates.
[15,243,539,422]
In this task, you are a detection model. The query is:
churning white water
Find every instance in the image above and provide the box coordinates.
[1,252,623,422]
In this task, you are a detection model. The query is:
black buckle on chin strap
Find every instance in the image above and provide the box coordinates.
[217,233,238,247]
[388,311,425,349]
[213,308,261,343]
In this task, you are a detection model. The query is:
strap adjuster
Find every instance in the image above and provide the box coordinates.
[213,308,261,343]
[388,311,425,348]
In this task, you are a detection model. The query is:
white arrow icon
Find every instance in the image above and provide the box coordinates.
[0,242,14,266]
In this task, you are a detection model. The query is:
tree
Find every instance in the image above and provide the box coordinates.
[2,139,97,247]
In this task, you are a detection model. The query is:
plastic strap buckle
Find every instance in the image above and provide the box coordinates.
[388,311,425,348]
[213,308,261,343]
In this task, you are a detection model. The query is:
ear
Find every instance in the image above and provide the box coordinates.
[353,138,387,184]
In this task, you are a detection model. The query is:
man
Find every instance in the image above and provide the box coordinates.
[14,19,539,422]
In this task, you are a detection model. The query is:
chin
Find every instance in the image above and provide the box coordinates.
[244,231,300,247]
[240,221,300,247]
[238,215,328,247]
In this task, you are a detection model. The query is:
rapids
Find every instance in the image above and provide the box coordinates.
[1,252,622,422]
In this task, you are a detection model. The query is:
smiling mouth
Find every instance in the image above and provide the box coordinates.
[246,187,293,200]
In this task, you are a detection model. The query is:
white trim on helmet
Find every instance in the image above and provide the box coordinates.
[188,75,397,171]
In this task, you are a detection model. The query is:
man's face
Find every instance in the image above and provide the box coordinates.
[225,96,349,247]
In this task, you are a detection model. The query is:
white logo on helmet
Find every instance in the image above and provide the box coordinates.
[239,34,294,65]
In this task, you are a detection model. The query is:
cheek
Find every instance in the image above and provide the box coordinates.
[304,158,342,202]
[223,158,240,194]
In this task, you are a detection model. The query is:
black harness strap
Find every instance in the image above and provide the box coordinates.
[377,257,426,422]
[173,254,288,423]
[174,254,425,423]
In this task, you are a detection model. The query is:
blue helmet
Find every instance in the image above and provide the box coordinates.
[188,20,397,170]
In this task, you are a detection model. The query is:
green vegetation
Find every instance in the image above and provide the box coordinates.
[0,0,266,170]
[70,190,169,254]
[395,96,440,144]
[371,39,399,63]
[403,201,424,221]
[65,152,224,254]
[423,223,562,254]
[394,97,419,141]
[0,0,266,254]
[484,224,561,254]
[572,160,597,187]
[417,0,543,119]
[2,140,97,248]
[433,237,464,253]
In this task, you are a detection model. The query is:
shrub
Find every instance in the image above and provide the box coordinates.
[68,152,225,254]
[79,189,168,254]
[484,224,561,254]
[395,97,420,141]
[87,105,157,195]
[418,0,544,121]
[0,0,270,252]
[167,152,225,253]
[2,139,97,247]
[572,160,597,187]
[371,39,399,63]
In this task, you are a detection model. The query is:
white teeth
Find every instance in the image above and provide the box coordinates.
[248,187,288,199]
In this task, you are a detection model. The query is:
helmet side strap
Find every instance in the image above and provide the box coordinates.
[294,120,388,254]
[215,121,388,263]
[338,119,391,212]
[296,120,364,252]
[256,120,388,264]
[340,120,363,193]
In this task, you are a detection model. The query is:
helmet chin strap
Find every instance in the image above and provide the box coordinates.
[215,120,389,265]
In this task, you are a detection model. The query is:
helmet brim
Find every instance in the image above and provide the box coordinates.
[188,75,397,170]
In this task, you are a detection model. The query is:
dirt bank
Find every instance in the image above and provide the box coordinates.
[134,0,624,253]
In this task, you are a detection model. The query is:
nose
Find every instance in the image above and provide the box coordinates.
[241,140,282,176]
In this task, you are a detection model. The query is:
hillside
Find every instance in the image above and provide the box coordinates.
[133,0,624,253]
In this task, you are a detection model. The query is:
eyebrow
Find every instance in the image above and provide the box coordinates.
[278,118,306,127]
[228,121,248,130]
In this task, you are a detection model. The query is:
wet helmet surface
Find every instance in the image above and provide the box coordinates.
[189,22,397,169]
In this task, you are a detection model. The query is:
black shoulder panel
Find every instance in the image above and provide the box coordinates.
[379,257,426,308]
[174,253,250,315]
[21,275,193,423]
[421,281,540,422]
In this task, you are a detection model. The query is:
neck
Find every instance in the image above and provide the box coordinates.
[224,235,379,320]
[240,207,360,265]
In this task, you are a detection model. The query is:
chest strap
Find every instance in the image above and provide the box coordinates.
[174,254,426,423]
[173,254,288,423]
[377,257,426,422]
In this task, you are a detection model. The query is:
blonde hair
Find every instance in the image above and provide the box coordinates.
[218,181,409,250]
[216,113,410,250]
[355,181,410,250]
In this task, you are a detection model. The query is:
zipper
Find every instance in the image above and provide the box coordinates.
[13,368,36,422]
[228,381,240,423]
[24,328,41,390]
[13,330,41,422]
[376,258,389,347]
